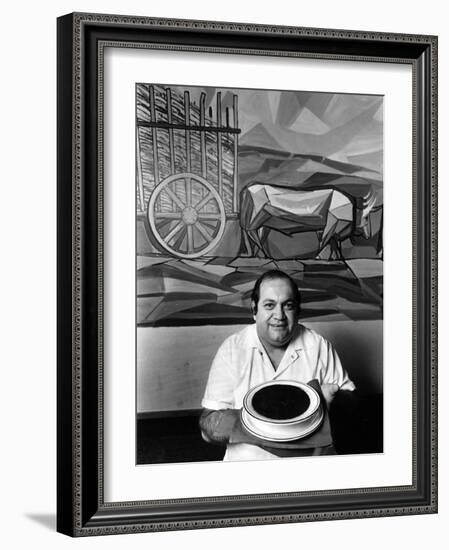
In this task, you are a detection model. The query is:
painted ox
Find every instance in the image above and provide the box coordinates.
[240,184,379,259]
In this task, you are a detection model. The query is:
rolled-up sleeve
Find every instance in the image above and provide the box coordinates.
[201,339,236,410]
[319,338,356,391]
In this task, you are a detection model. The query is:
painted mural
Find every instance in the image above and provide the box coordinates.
[136,84,383,329]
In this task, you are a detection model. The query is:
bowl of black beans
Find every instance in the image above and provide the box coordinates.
[241,380,323,442]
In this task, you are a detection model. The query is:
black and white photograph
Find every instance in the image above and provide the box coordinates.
[50,5,438,541]
[136,83,384,464]
[1,0,445,547]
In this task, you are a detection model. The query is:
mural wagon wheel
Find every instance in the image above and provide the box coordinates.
[148,173,226,259]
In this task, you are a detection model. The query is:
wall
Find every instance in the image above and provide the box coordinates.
[0,1,446,549]
[137,320,382,413]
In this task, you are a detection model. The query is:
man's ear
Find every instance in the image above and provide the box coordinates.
[251,301,257,319]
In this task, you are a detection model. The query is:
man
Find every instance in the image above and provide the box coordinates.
[200,270,355,461]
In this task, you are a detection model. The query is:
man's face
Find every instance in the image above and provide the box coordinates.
[253,278,299,349]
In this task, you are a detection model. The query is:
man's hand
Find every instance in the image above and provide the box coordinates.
[199,409,240,445]
[321,383,339,407]
[200,408,267,447]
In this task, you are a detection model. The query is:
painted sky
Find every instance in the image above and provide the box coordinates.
[166,86,383,173]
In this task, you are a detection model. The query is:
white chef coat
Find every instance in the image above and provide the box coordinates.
[201,323,355,461]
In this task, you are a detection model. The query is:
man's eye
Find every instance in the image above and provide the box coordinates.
[264,303,274,309]
[285,303,295,310]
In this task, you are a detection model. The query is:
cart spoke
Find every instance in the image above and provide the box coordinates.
[198,219,217,231]
[187,225,194,253]
[164,186,186,210]
[154,217,176,231]
[185,177,192,207]
[194,191,214,212]
[194,221,214,243]
[165,221,185,244]
[173,226,187,250]
[154,212,183,219]
[197,212,222,220]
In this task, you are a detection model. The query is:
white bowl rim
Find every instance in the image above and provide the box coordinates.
[243,380,321,425]
[240,406,324,442]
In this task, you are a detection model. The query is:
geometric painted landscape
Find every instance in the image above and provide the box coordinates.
[137,253,382,326]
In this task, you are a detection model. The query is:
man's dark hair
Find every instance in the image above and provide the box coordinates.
[250,270,301,314]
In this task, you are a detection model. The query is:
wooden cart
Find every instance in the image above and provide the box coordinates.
[137,85,241,259]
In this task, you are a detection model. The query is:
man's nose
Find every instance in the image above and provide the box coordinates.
[274,305,286,319]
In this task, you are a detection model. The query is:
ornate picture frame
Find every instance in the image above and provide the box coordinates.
[57,12,437,536]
